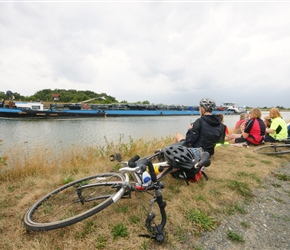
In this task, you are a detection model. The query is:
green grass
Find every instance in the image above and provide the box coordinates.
[223,203,247,215]
[62,175,74,184]
[240,221,250,228]
[193,194,207,202]
[129,215,140,224]
[275,173,290,181]
[117,205,128,213]
[228,180,253,199]
[261,160,272,165]
[186,209,217,233]
[270,196,285,203]
[1,136,290,249]
[271,214,290,221]
[75,220,96,239]
[236,171,261,184]
[226,230,245,243]
[111,223,128,240]
[95,234,107,249]
[140,240,149,250]
[175,225,187,243]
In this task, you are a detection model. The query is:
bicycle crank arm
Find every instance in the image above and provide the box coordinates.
[138,232,166,242]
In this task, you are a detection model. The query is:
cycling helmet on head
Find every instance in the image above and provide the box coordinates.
[199,98,216,112]
[163,145,195,169]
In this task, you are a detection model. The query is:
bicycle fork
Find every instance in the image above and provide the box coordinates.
[139,188,167,242]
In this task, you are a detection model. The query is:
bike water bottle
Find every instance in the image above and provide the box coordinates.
[142,171,152,186]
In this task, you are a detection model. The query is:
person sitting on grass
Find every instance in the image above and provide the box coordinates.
[264,108,288,142]
[263,115,272,128]
[175,97,223,156]
[227,108,265,145]
[233,112,248,134]
[215,113,229,146]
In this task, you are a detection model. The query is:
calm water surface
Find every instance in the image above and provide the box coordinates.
[1,112,290,158]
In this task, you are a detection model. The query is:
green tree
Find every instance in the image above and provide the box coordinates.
[276,105,285,110]
[0,91,6,100]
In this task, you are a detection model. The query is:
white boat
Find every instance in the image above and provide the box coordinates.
[218,102,247,114]
[14,101,44,111]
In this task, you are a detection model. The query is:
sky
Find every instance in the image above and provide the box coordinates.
[0,1,290,108]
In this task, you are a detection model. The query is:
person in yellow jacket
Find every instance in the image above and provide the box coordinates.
[264,108,288,142]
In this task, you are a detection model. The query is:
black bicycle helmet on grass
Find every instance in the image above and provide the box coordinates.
[199,98,216,112]
[164,145,196,169]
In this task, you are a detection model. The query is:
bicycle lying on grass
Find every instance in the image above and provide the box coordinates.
[23,145,211,242]
[254,138,290,155]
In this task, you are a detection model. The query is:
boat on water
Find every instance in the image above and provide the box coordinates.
[217,102,247,114]
[90,103,233,116]
[0,101,106,119]
[0,101,234,119]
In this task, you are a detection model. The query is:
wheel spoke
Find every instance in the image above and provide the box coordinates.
[24,173,126,230]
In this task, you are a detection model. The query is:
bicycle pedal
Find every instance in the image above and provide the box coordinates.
[138,233,151,238]
[138,233,165,242]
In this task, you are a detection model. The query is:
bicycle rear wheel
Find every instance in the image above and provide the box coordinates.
[254,144,290,155]
[23,172,127,231]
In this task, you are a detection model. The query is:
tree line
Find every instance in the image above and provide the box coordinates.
[0,89,150,104]
[0,89,288,109]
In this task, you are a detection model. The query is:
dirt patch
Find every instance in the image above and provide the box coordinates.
[193,164,290,250]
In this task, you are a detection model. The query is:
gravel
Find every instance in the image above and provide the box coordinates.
[193,164,290,250]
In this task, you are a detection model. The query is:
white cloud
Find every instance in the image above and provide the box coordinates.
[0,2,290,107]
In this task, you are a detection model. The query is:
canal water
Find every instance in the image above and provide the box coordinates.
[1,112,290,159]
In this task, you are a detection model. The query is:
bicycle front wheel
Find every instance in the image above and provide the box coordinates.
[23,172,127,231]
[254,144,290,155]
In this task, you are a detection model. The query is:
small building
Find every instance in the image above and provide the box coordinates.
[52,94,60,101]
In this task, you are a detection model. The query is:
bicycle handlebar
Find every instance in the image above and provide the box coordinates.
[128,155,158,183]
[128,155,140,168]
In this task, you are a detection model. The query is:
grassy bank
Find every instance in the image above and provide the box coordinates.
[0,136,290,250]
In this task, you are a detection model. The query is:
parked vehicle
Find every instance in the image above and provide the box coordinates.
[218,102,247,114]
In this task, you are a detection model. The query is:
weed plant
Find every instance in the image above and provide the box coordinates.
[0,135,290,249]
[226,230,245,243]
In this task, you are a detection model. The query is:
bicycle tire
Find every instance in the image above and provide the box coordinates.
[254,144,290,155]
[23,172,127,231]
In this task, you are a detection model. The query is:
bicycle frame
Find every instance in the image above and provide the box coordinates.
[119,162,172,186]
